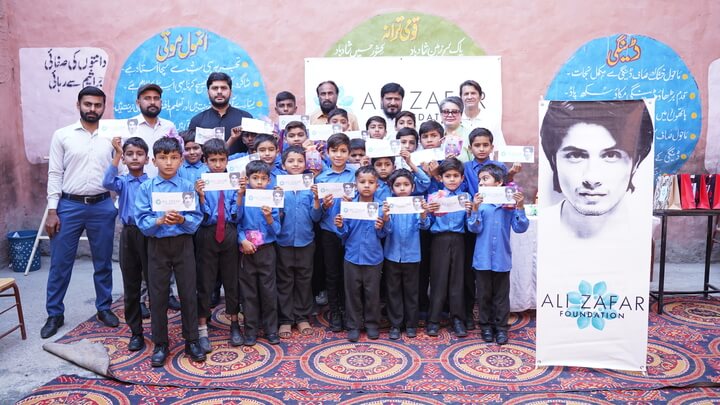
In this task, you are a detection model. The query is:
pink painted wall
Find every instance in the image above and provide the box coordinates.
[2,0,719,265]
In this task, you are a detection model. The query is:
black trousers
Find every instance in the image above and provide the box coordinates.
[384,260,419,328]
[119,225,148,335]
[148,234,198,344]
[464,232,477,320]
[320,230,345,315]
[344,260,382,330]
[239,243,278,336]
[418,230,432,313]
[196,224,239,319]
[311,224,325,296]
[475,270,511,331]
[276,243,315,325]
[428,232,465,323]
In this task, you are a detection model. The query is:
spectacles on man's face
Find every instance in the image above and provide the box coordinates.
[441,109,461,116]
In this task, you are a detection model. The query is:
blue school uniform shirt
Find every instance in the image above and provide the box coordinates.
[428,188,468,234]
[384,212,431,263]
[277,189,322,247]
[201,189,238,225]
[134,175,203,237]
[237,190,281,246]
[178,160,208,183]
[463,159,508,196]
[467,204,529,272]
[375,169,430,201]
[315,165,356,232]
[102,165,148,226]
[335,200,387,266]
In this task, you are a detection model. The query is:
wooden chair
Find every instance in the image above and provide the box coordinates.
[0,278,27,340]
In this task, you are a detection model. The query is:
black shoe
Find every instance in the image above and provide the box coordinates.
[229,322,244,346]
[210,289,220,308]
[426,322,439,337]
[452,318,468,338]
[244,334,257,346]
[406,327,417,338]
[128,334,145,351]
[168,295,181,311]
[366,327,379,340]
[465,319,476,331]
[388,327,401,340]
[267,333,280,345]
[40,315,64,339]
[495,330,509,345]
[481,328,494,343]
[185,340,207,362]
[330,312,343,332]
[347,329,360,342]
[198,336,212,353]
[140,303,151,319]
[151,344,169,367]
[97,310,119,328]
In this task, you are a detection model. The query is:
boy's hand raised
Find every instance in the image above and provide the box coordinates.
[334,214,344,229]
[374,216,384,230]
[514,192,525,209]
[322,194,334,210]
[472,193,484,211]
[111,137,123,154]
[382,201,390,221]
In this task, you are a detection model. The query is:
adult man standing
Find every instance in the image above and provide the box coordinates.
[189,72,253,155]
[309,81,359,131]
[129,84,178,178]
[379,82,404,130]
[42,86,119,339]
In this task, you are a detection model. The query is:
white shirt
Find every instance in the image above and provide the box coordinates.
[123,115,177,178]
[47,121,114,209]
[462,112,507,150]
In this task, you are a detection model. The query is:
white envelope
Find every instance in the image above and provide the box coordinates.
[387,196,425,214]
[346,130,369,140]
[195,127,225,145]
[496,145,535,163]
[244,188,284,208]
[278,114,309,130]
[277,174,314,191]
[241,118,274,135]
[98,119,134,140]
[227,154,259,175]
[366,139,401,158]
[308,124,335,141]
[477,186,517,205]
[152,191,196,212]
[435,193,469,213]
[340,201,380,221]
[410,148,445,165]
[201,172,241,191]
[317,182,355,199]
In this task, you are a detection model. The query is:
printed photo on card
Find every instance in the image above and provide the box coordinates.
[245,188,285,208]
[277,174,313,191]
[241,118,274,134]
[98,119,134,140]
[195,127,225,145]
[152,191,196,211]
[443,136,463,157]
[278,114,303,130]
[308,124,334,141]
[496,145,535,163]
[305,149,323,171]
[366,139,398,158]
[410,148,445,165]
[341,201,380,220]
[387,196,425,214]
[201,172,238,191]
[227,154,259,176]
[346,130,369,140]
[317,182,346,198]
[477,186,517,205]
[436,193,469,213]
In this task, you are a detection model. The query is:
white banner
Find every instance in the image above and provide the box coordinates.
[535,99,655,371]
[304,56,502,128]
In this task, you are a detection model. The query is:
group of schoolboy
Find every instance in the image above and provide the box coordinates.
[109,88,528,369]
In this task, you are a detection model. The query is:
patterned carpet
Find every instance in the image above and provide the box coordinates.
[19,296,720,403]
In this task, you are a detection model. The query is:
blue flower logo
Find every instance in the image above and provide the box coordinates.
[566,280,619,331]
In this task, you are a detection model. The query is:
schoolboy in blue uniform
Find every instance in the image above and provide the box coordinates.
[194,138,243,351]
[103,136,149,351]
[315,133,355,331]
[276,145,322,338]
[382,169,431,339]
[178,130,207,183]
[253,134,283,187]
[467,163,529,345]
[237,160,282,345]
[135,137,205,367]
[334,166,388,342]
[426,157,471,338]
[372,149,430,201]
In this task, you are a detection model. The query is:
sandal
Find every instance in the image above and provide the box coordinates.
[279,324,292,339]
[297,321,313,336]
